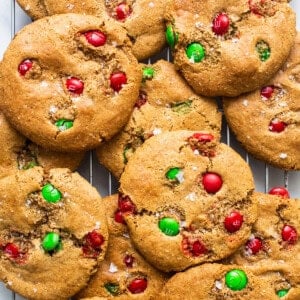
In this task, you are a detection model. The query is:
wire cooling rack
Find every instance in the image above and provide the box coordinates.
[0,1,299,299]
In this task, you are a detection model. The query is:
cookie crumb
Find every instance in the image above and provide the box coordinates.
[7,281,12,286]
[109,263,118,273]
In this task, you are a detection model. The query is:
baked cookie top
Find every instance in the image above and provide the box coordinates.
[165,0,296,97]
[226,192,299,299]
[76,194,166,299]
[0,13,141,152]
[97,60,221,179]
[229,193,299,265]
[159,263,278,300]
[120,130,256,272]
[223,33,300,170]
[0,167,108,300]
[0,111,84,178]
[16,0,167,61]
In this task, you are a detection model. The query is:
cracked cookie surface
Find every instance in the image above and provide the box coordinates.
[0,167,108,300]
[97,60,221,179]
[16,0,167,61]
[0,13,141,152]
[165,0,296,97]
[119,131,256,272]
[76,194,166,299]
[0,111,84,178]
[159,263,277,300]
[226,193,300,299]
[223,33,300,170]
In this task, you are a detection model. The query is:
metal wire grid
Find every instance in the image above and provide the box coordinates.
[0,0,299,299]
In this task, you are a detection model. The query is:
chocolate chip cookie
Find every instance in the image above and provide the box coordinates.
[159,263,277,299]
[0,13,141,152]
[119,130,256,272]
[0,111,84,178]
[97,60,221,179]
[76,194,166,299]
[223,33,300,170]
[0,167,108,300]
[165,0,296,96]
[16,0,167,61]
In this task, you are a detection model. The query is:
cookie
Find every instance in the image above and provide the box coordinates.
[119,130,256,272]
[228,192,299,265]
[223,33,300,170]
[97,60,222,179]
[0,111,84,177]
[76,194,166,299]
[159,263,277,299]
[165,0,296,97]
[0,13,141,152]
[0,167,108,300]
[16,0,167,61]
[246,263,300,300]
[225,192,300,299]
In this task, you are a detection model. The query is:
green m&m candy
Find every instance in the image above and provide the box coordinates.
[104,283,120,296]
[256,41,271,62]
[166,25,178,48]
[42,183,62,203]
[55,119,73,131]
[277,289,289,297]
[166,167,181,181]
[159,217,180,236]
[142,67,155,81]
[42,232,61,252]
[186,43,205,63]
[225,269,248,291]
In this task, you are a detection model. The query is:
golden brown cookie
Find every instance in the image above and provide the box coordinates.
[165,0,296,97]
[76,194,166,299]
[0,111,84,178]
[226,193,299,299]
[228,193,299,265]
[223,33,300,170]
[159,264,277,300]
[16,0,167,61]
[120,131,256,272]
[0,167,108,300]
[0,14,141,152]
[97,60,221,179]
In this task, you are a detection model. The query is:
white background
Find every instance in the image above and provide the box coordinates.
[0,1,299,299]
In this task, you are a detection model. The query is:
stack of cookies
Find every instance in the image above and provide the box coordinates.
[0,0,298,299]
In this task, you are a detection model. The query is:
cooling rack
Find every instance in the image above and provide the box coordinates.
[0,1,299,299]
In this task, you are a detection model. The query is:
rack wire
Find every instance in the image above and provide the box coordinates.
[0,0,299,299]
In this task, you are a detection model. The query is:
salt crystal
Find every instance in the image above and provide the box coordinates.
[49,106,58,114]
[148,2,154,8]
[175,171,184,183]
[95,221,101,229]
[185,192,196,201]
[33,288,37,293]
[279,153,287,159]
[215,280,222,290]
[153,128,162,135]
[109,263,118,273]
[66,3,75,10]
[193,149,200,155]
[242,99,248,107]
